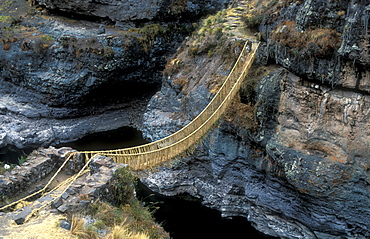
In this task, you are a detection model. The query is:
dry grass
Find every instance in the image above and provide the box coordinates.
[5,212,75,239]
[173,77,189,87]
[70,215,98,239]
[69,215,98,239]
[224,97,259,133]
[69,214,151,239]
[107,220,150,239]
[270,20,342,58]
[2,41,11,50]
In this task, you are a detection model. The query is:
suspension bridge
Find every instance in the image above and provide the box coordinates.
[76,40,259,169]
[0,40,259,221]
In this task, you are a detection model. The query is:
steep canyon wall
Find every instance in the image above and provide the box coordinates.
[141,0,370,238]
[0,0,369,238]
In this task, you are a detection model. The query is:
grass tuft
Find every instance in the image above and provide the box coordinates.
[108,220,150,239]
[270,20,342,58]
[69,215,99,239]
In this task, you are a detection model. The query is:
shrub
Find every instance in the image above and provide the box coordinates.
[18,155,27,165]
[41,34,54,42]
[86,200,168,239]
[0,162,7,175]
[3,42,11,50]
[32,35,55,53]
[0,16,11,23]
[72,165,168,238]
[169,0,188,15]
[270,21,342,58]
[109,167,137,206]
[242,14,263,30]
[87,200,125,226]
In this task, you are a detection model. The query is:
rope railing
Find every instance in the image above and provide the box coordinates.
[78,40,259,169]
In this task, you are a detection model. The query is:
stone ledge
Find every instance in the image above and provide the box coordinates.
[1,151,127,225]
[0,146,84,202]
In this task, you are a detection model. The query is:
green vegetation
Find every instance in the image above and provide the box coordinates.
[18,155,27,165]
[41,34,54,42]
[0,0,12,12]
[240,0,304,33]
[169,0,188,15]
[109,167,137,205]
[130,23,194,52]
[69,167,168,239]
[196,10,227,39]
[0,15,11,23]
[242,14,263,30]
[0,161,7,175]
[0,0,26,28]
[32,34,55,53]
[187,10,231,58]
[0,154,28,175]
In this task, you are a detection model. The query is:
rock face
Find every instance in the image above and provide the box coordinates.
[143,68,370,239]
[35,0,231,23]
[141,0,370,238]
[0,0,221,152]
[0,147,83,200]
[259,0,370,91]
[1,0,369,238]
[0,13,170,151]
[0,17,159,149]
[36,0,165,22]
[0,147,128,227]
[0,17,173,108]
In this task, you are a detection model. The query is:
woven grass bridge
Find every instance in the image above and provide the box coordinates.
[77,40,259,170]
[0,40,259,218]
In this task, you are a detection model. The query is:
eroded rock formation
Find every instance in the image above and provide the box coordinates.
[35,0,231,23]
[0,0,228,152]
[141,0,370,238]
[1,0,369,238]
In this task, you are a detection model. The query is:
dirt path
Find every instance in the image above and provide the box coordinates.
[1,211,75,239]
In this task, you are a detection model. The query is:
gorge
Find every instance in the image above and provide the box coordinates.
[0,0,369,238]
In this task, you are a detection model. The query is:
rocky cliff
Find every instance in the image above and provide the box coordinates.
[0,0,369,238]
[35,0,230,24]
[141,0,370,238]
[0,0,229,153]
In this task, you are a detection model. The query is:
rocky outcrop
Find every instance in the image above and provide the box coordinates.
[0,78,149,150]
[0,13,162,151]
[142,68,370,238]
[36,0,165,23]
[1,0,369,238]
[0,147,83,201]
[0,148,127,226]
[0,16,176,108]
[259,0,370,91]
[0,1,198,152]
[143,5,249,141]
[0,0,235,153]
[35,0,231,24]
[141,0,370,238]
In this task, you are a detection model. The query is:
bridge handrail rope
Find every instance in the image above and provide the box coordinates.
[78,40,259,169]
